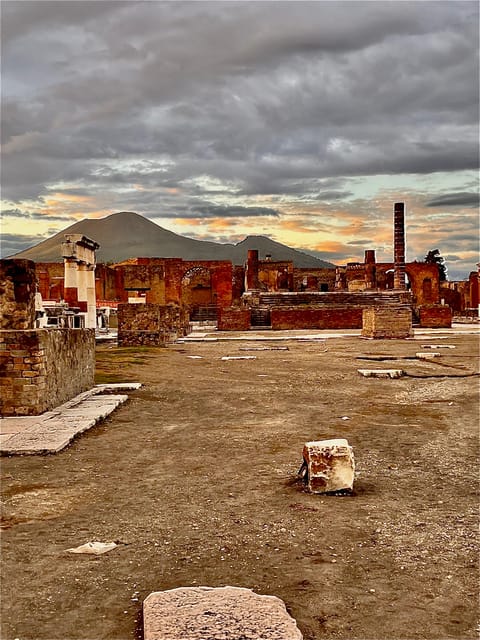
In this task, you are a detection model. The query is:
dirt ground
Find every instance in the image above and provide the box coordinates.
[1,330,479,640]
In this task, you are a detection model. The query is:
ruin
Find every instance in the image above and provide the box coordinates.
[0,257,95,416]
[21,203,478,337]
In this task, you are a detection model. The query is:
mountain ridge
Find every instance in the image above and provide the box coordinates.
[10,211,336,268]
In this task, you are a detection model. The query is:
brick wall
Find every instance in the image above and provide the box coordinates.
[0,259,37,329]
[270,306,363,330]
[361,306,413,338]
[419,305,452,328]
[117,303,190,346]
[217,307,251,331]
[0,328,95,416]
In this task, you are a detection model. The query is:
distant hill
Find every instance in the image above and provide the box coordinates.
[10,211,335,268]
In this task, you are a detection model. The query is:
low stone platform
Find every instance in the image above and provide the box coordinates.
[0,383,141,455]
[143,586,303,640]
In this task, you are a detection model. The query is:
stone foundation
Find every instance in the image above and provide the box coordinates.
[117,303,190,347]
[419,305,453,328]
[0,329,95,416]
[361,306,413,338]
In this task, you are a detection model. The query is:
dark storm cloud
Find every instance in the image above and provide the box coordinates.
[1,1,478,207]
[425,192,480,207]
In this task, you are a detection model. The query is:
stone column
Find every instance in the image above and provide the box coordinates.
[76,263,89,313]
[86,265,97,329]
[393,202,406,290]
[63,259,79,307]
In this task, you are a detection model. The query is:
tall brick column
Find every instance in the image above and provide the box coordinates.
[393,202,406,290]
[364,250,376,290]
[245,249,259,291]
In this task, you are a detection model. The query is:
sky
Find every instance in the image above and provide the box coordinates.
[1,0,479,279]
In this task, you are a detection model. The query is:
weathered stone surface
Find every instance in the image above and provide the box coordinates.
[303,438,355,494]
[361,305,413,339]
[143,586,303,640]
[358,369,404,378]
[0,329,95,416]
[416,352,441,359]
[0,259,37,330]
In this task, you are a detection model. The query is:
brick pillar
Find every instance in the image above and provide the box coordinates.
[245,249,259,291]
[394,202,406,290]
[364,250,376,290]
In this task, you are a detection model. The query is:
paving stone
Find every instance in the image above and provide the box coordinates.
[143,586,303,640]
[416,352,441,359]
[0,389,132,455]
[357,368,404,378]
[421,344,456,349]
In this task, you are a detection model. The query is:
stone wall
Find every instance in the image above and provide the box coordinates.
[270,306,363,330]
[0,329,95,416]
[0,259,37,329]
[418,305,452,328]
[361,306,413,339]
[217,307,251,331]
[117,303,190,346]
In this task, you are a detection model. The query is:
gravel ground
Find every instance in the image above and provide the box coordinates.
[1,330,479,640]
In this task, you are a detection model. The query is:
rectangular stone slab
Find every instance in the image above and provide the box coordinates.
[143,586,303,640]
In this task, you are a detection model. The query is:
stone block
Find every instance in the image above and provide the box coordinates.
[416,352,441,359]
[361,305,413,339]
[357,369,404,378]
[143,586,303,640]
[302,439,355,494]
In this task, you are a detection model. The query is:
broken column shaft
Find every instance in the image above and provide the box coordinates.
[393,202,406,290]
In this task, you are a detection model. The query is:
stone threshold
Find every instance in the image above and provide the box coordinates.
[0,383,141,456]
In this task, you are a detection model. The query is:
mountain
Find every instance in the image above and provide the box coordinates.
[9,211,335,268]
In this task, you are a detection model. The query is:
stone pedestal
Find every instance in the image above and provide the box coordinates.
[361,305,413,339]
[143,586,303,640]
[302,439,355,494]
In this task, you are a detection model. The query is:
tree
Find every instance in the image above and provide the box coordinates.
[425,249,448,281]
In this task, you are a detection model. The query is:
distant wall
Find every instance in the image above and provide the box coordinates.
[0,329,95,416]
[418,305,452,328]
[217,307,251,331]
[270,306,363,330]
[117,303,190,346]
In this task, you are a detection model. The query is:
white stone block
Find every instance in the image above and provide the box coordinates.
[357,369,404,378]
[303,438,355,494]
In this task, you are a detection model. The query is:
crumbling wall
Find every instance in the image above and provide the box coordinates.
[0,329,95,416]
[217,307,251,331]
[270,306,363,330]
[117,303,190,346]
[0,259,37,329]
[419,305,452,328]
[361,306,413,339]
